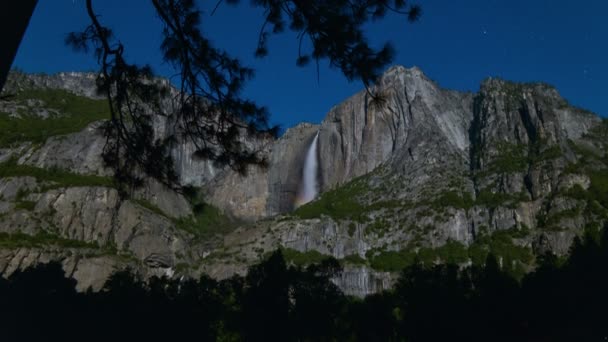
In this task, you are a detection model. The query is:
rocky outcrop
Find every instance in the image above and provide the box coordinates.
[331,265,395,297]
[20,122,110,176]
[3,72,102,99]
[318,66,473,190]
[0,174,200,285]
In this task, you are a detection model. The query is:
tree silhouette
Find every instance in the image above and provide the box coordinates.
[2,235,608,341]
[66,0,421,191]
[289,258,346,340]
[240,250,291,340]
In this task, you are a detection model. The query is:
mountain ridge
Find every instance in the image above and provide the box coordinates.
[0,66,606,296]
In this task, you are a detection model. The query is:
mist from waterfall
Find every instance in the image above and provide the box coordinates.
[296,131,319,207]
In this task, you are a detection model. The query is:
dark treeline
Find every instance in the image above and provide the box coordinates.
[2,230,608,341]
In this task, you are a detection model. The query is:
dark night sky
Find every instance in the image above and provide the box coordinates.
[12,0,608,130]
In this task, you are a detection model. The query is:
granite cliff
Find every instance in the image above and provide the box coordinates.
[0,67,605,295]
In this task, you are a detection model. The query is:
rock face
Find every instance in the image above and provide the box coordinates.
[318,66,473,191]
[332,265,395,298]
[3,72,102,99]
[20,122,110,176]
[0,67,606,297]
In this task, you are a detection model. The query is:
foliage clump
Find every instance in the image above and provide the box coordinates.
[0,157,114,189]
[293,175,369,221]
[174,186,236,241]
[367,228,533,279]
[0,231,100,249]
[0,88,110,147]
[281,248,330,267]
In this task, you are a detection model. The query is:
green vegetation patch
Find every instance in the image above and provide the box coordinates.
[281,248,330,267]
[175,203,235,240]
[428,240,469,265]
[13,188,37,211]
[423,187,528,212]
[561,172,608,220]
[14,200,36,211]
[175,186,237,240]
[588,170,608,208]
[584,118,608,145]
[132,199,169,218]
[488,143,528,174]
[478,141,563,178]
[174,262,191,273]
[293,175,369,221]
[535,144,563,163]
[428,191,474,211]
[347,222,357,237]
[583,223,603,244]
[0,88,110,147]
[368,249,417,272]
[366,218,390,238]
[341,254,367,266]
[368,240,470,272]
[537,206,583,230]
[293,174,409,222]
[0,157,114,189]
[0,231,100,249]
[564,137,607,175]
[368,228,533,278]
[469,228,534,279]
[476,189,528,209]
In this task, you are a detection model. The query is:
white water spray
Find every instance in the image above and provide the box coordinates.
[296,131,320,206]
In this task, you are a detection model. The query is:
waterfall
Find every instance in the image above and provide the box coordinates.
[296,131,320,207]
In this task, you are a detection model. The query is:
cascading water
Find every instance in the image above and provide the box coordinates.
[295,131,320,207]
